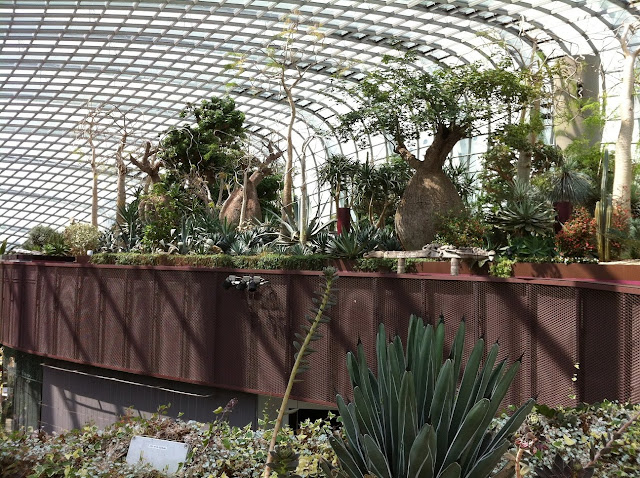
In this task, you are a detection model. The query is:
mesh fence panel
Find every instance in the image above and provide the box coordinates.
[99,267,128,371]
[55,268,78,360]
[2,263,640,407]
[630,294,640,403]
[182,270,217,383]
[531,284,579,407]
[582,288,624,403]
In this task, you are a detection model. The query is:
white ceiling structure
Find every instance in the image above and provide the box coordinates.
[1,0,640,246]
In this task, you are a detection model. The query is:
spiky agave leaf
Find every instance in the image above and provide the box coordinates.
[329,315,533,478]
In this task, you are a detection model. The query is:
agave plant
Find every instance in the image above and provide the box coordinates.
[329,230,366,259]
[276,203,334,245]
[323,315,534,478]
[490,181,555,238]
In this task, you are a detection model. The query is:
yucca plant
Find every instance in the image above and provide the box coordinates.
[323,315,534,478]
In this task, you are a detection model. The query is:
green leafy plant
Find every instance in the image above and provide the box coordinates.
[443,159,478,209]
[555,207,598,258]
[546,158,594,206]
[503,235,556,259]
[41,241,71,256]
[0,239,8,256]
[329,231,366,259]
[317,153,360,212]
[434,211,487,248]
[351,157,413,229]
[278,206,334,246]
[533,454,594,478]
[267,445,303,478]
[263,267,339,477]
[22,225,65,252]
[490,258,515,278]
[506,401,640,477]
[491,199,555,238]
[63,222,100,256]
[324,315,534,478]
[0,408,336,477]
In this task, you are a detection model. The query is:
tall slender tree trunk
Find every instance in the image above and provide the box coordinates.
[239,169,249,225]
[115,130,127,226]
[281,81,296,221]
[516,100,539,183]
[299,146,308,244]
[89,135,98,227]
[613,24,640,215]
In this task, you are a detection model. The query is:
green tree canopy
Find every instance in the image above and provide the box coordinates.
[335,54,536,249]
[160,96,246,183]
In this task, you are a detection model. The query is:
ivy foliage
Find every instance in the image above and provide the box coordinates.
[501,401,640,477]
[0,410,337,478]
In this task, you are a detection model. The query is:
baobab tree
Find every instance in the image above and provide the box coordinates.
[337,56,535,249]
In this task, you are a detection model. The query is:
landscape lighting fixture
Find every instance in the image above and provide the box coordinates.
[222,275,237,289]
[222,275,269,292]
[247,279,257,292]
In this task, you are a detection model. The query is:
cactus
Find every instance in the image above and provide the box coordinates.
[595,150,612,262]
[323,315,534,478]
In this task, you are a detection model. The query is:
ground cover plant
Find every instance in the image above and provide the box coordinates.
[0,408,337,478]
[499,400,640,477]
[2,391,638,477]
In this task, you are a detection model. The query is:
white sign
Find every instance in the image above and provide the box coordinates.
[126,436,190,475]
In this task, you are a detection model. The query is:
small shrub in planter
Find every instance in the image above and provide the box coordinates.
[64,222,101,256]
[434,210,487,248]
[490,257,515,277]
[555,207,598,259]
[22,225,67,254]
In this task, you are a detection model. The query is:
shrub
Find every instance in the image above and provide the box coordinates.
[434,210,487,248]
[63,222,100,256]
[23,225,65,252]
[502,401,640,477]
[490,257,515,277]
[555,207,598,259]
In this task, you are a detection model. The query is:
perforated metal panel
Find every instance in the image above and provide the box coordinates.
[532,285,579,407]
[2,263,640,407]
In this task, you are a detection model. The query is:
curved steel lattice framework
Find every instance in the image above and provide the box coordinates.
[1,0,639,246]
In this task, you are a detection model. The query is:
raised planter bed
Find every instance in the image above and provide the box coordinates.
[1,254,75,263]
[412,260,489,275]
[513,261,640,282]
